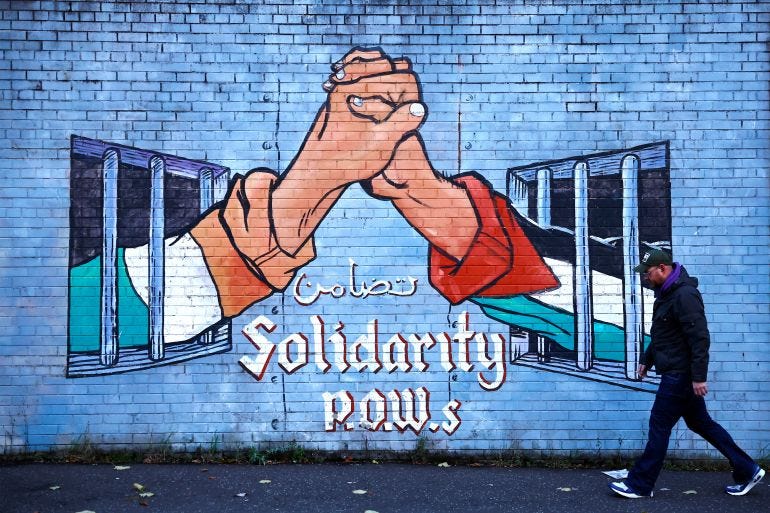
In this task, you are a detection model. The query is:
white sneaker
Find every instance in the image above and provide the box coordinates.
[725,466,765,496]
[608,481,653,498]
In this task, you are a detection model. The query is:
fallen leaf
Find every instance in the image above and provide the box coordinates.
[602,469,629,479]
[557,487,573,492]
[364,510,380,513]
[114,465,131,471]
[683,490,697,494]
[235,492,247,497]
[139,500,149,507]
[49,485,60,491]
[139,492,154,498]
[371,459,379,464]
[259,479,271,484]
[75,511,97,513]
[437,462,450,467]
[660,487,671,491]
[352,489,368,495]
[133,483,145,492]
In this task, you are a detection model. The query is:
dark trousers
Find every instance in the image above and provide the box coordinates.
[626,372,757,495]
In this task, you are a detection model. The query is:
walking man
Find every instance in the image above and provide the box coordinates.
[609,248,765,498]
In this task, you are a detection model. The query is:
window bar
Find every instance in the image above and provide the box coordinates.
[198,167,214,346]
[536,167,552,227]
[199,167,214,211]
[573,161,593,370]
[536,334,547,363]
[532,167,549,363]
[214,169,229,203]
[621,154,643,379]
[149,156,165,361]
[101,149,120,366]
[509,174,528,214]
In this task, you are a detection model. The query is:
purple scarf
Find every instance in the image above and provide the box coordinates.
[656,262,681,297]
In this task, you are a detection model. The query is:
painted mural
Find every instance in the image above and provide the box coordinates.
[67,48,671,435]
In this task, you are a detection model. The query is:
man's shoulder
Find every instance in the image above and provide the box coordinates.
[672,281,705,314]
[676,279,701,296]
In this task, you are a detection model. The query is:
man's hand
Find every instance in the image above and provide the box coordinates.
[693,381,708,397]
[637,364,648,379]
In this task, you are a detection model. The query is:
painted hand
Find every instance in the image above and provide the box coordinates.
[325,53,446,201]
[270,48,431,255]
[330,51,479,261]
[287,47,428,190]
[363,133,439,201]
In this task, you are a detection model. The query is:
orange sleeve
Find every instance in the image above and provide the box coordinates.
[189,170,315,318]
[429,174,558,304]
[190,208,273,318]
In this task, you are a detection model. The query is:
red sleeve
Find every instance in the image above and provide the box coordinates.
[429,174,559,304]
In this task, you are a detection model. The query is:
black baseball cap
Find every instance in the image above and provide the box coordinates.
[633,248,673,273]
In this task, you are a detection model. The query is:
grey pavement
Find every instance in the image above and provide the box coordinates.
[1,462,768,513]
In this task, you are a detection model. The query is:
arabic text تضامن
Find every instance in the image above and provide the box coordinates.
[293,258,418,306]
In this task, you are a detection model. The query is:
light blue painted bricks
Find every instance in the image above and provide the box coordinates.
[0,0,768,459]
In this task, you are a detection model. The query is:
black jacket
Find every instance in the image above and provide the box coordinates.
[642,265,710,382]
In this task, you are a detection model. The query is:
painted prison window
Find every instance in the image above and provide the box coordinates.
[67,136,232,377]
[496,142,670,392]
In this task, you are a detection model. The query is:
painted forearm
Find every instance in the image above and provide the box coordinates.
[270,149,349,256]
[189,168,317,318]
[371,138,480,261]
[387,171,480,262]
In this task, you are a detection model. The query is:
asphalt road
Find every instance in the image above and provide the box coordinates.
[1,462,767,513]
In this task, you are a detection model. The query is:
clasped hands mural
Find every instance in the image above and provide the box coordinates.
[68,48,671,434]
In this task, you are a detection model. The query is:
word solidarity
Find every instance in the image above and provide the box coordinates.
[238,312,508,392]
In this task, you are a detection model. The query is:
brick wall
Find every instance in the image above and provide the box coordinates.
[1,0,768,459]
